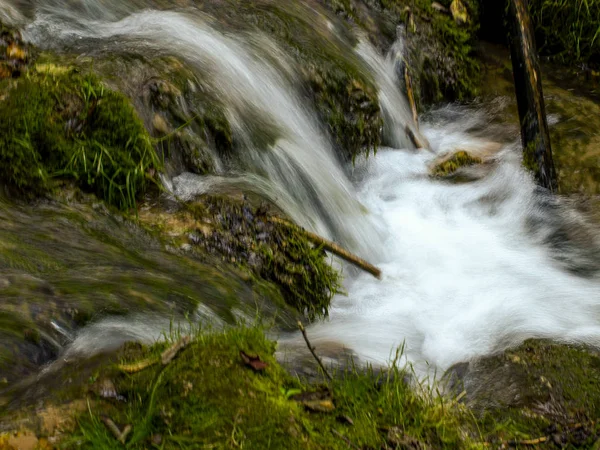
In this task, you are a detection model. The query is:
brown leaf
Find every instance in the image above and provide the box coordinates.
[302,399,335,413]
[290,388,335,413]
[240,350,268,371]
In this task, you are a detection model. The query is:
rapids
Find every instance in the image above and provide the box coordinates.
[2,0,600,380]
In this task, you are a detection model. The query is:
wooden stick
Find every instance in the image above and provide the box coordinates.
[298,321,332,381]
[508,0,557,192]
[269,217,382,279]
[404,65,419,127]
[405,125,428,150]
[507,436,547,446]
[118,336,190,373]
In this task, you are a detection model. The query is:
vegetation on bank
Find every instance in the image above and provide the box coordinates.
[528,0,600,69]
[0,64,161,210]
[55,326,478,449]
[4,326,600,449]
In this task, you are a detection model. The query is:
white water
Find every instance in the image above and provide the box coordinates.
[23,5,378,255]
[14,2,600,377]
[305,137,600,375]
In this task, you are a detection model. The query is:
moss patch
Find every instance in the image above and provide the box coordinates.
[144,196,342,320]
[431,150,483,177]
[0,65,161,210]
[51,326,477,449]
[448,339,600,447]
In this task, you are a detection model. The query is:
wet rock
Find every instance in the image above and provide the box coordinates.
[430,150,483,178]
[91,378,119,400]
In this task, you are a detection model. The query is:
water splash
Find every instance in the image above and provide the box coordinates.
[299,107,600,375]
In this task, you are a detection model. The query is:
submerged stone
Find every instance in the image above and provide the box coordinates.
[431,150,483,177]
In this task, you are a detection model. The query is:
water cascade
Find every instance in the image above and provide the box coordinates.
[2,0,600,382]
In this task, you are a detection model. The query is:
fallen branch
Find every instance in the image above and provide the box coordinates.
[117,358,156,374]
[507,436,547,446]
[405,125,428,150]
[118,336,191,373]
[269,217,382,279]
[404,65,419,127]
[298,321,332,381]
[161,335,191,365]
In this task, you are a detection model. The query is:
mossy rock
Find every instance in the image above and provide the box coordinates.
[40,326,477,449]
[0,63,161,210]
[189,0,383,160]
[186,196,342,320]
[320,0,481,107]
[446,339,600,447]
[431,150,483,177]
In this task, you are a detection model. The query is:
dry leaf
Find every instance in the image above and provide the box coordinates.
[240,350,268,371]
[302,399,335,413]
[450,0,469,25]
[337,415,354,425]
[290,388,335,413]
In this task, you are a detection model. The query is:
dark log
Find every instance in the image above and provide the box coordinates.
[508,0,558,192]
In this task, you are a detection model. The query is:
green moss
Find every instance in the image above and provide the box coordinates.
[0,66,161,210]
[409,0,481,105]
[65,326,477,449]
[431,150,483,177]
[454,340,600,447]
[187,197,341,320]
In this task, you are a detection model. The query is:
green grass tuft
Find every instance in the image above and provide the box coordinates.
[66,325,480,449]
[0,67,161,210]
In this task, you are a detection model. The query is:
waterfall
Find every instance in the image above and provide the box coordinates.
[23,6,390,257]
[8,0,600,377]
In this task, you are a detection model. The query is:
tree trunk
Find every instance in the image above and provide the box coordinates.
[508,0,558,192]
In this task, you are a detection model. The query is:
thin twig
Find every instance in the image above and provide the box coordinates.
[298,321,332,381]
[332,429,360,449]
[101,416,132,444]
[507,436,548,446]
[269,217,382,279]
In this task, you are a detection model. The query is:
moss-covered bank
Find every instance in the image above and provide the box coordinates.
[4,326,476,449]
[4,327,600,449]
[0,63,160,210]
[140,196,342,321]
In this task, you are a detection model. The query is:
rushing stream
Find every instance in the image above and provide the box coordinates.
[1,0,600,391]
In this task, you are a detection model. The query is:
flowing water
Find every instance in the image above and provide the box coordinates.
[1,0,600,390]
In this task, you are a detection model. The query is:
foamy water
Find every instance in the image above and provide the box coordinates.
[304,129,600,374]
